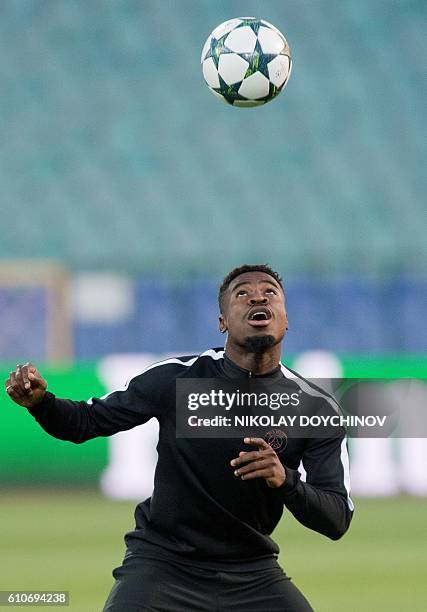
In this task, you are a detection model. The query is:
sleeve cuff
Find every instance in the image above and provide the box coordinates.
[276,466,301,497]
[27,391,55,417]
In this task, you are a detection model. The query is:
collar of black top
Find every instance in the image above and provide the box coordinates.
[221,353,282,381]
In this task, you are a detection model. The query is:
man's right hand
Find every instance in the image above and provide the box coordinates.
[4,362,47,409]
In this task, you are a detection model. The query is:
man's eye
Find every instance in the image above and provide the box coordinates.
[236,290,247,296]
[266,289,276,295]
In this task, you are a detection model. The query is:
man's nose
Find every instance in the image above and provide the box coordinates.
[248,294,268,305]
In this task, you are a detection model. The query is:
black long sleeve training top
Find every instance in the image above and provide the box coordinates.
[28,348,354,571]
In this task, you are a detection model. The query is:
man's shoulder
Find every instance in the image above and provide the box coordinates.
[134,348,225,382]
[280,362,342,415]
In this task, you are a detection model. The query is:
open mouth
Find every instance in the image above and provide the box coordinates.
[247,307,272,327]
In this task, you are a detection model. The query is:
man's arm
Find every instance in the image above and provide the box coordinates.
[231,434,354,540]
[4,362,160,444]
[278,434,354,540]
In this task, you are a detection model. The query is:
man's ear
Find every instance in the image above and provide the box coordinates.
[219,313,227,334]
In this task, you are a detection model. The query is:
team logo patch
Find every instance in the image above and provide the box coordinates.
[265,429,288,453]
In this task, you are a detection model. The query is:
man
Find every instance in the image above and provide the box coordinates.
[5,264,353,611]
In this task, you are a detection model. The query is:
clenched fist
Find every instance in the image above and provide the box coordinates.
[4,362,47,408]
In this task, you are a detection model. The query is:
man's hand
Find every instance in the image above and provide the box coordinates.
[230,437,286,488]
[4,362,47,409]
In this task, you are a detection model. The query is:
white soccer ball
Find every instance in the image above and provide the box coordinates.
[201,17,292,107]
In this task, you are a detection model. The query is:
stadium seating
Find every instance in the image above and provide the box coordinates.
[0,1,425,359]
[0,0,424,276]
[71,277,427,357]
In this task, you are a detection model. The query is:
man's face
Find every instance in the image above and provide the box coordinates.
[219,272,288,349]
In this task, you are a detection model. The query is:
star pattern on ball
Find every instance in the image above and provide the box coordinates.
[213,75,246,103]
[203,33,234,69]
[239,18,262,35]
[239,39,278,80]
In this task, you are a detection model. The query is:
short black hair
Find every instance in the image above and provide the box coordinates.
[218,264,283,312]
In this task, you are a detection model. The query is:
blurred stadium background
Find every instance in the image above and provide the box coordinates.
[1,1,426,610]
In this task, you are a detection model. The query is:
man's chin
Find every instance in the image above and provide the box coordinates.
[243,334,277,354]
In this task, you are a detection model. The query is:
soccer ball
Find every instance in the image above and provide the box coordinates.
[201,17,292,107]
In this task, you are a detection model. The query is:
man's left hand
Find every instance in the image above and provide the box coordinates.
[230,437,286,488]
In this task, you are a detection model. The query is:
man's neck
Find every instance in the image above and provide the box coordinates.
[224,343,282,375]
